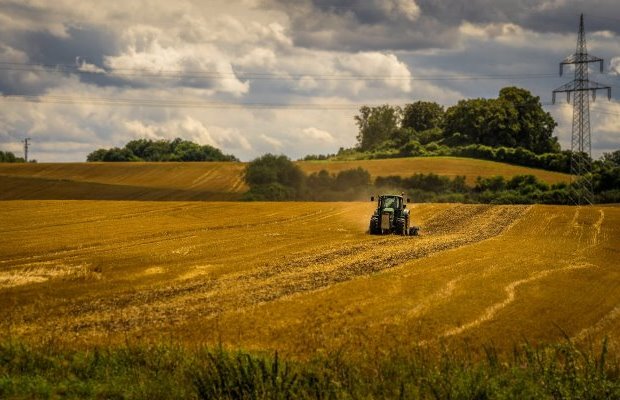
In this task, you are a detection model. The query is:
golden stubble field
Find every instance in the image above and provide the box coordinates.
[0,200,618,357]
[0,157,570,201]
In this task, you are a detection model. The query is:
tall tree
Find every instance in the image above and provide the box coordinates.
[498,87,558,153]
[402,101,444,132]
[0,150,24,163]
[86,138,238,162]
[443,88,558,153]
[354,105,401,151]
[444,98,519,147]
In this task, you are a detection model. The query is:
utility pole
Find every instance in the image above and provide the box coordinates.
[552,14,612,205]
[23,138,31,162]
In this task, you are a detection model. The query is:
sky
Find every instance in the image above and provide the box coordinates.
[0,0,618,162]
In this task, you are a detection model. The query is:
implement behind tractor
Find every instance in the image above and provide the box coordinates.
[369,194,419,236]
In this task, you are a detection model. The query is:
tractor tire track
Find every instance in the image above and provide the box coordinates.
[47,205,530,335]
[426,262,597,343]
[1,208,335,268]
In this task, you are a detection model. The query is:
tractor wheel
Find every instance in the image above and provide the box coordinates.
[401,223,407,236]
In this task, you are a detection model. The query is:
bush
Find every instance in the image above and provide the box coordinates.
[0,151,25,163]
[335,167,371,190]
[86,138,238,162]
[242,183,297,201]
[375,172,592,204]
[243,154,305,200]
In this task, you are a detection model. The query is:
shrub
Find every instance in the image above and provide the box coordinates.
[86,138,238,162]
[0,151,25,163]
[243,154,305,200]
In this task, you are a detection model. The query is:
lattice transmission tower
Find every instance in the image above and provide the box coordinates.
[23,137,31,162]
[552,14,611,205]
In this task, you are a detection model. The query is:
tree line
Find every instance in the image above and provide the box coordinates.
[243,152,620,204]
[243,154,371,201]
[355,87,558,154]
[0,151,25,163]
[324,86,585,171]
[86,138,238,162]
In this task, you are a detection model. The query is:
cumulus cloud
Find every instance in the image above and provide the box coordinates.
[0,0,618,161]
[336,52,412,93]
[259,133,283,150]
[610,57,620,75]
[301,127,336,143]
[123,117,253,153]
[259,0,620,52]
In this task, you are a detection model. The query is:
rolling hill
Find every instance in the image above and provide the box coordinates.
[0,157,570,200]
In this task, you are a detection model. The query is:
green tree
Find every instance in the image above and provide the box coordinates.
[354,105,401,151]
[444,98,520,147]
[601,150,620,167]
[0,150,24,163]
[244,154,305,200]
[102,147,136,161]
[402,101,444,132]
[86,149,108,162]
[334,167,371,190]
[441,88,558,153]
[498,87,558,153]
[87,138,238,162]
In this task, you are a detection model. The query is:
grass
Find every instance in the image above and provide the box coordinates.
[0,157,570,200]
[1,338,618,399]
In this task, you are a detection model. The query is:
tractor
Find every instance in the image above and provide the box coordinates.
[369,194,419,236]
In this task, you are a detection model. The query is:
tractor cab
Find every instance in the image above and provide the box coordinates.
[369,194,418,236]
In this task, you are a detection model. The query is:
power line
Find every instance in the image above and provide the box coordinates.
[0,94,364,109]
[3,93,618,116]
[0,61,574,82]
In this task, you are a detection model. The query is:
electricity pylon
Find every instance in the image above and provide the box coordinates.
[552,14,611,205]
[23,138,31,162]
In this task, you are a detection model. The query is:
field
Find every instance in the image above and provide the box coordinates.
[1,200,618,357]
[298,156,570,184]
[0,160,615,397]
[0,157,570,201]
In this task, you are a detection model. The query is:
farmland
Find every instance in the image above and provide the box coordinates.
[0,161,615,397]
[0,157,570,201]
[1,200,618,357]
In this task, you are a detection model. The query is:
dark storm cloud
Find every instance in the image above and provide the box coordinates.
[0,25,229,95]
[262,0,620,51]
[0,26,125,95]
[15,27,118,66]
[262,0,456,51]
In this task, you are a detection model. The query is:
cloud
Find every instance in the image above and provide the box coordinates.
[258,0,620,52]
[103,25,249,96]
[336,52,412,93]
[610,57,620,75]
[123,117,253,153]
[0,0,618,162]
[301,127,336,143]
[259,133,283,150]
[76,57,105,73]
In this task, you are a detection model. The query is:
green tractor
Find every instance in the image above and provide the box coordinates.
[369,194,419,236]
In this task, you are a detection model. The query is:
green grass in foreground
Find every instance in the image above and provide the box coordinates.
[0,338,618,399]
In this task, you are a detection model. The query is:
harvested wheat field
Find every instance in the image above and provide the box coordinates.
[0,201,618,357]
[0,157,569,201]
[298,156,571,184]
